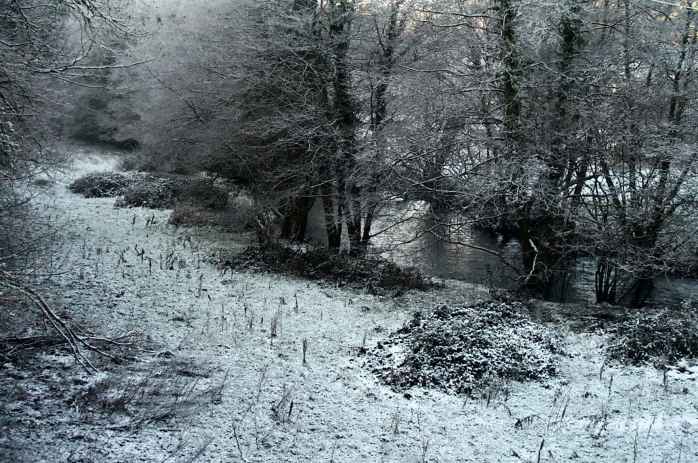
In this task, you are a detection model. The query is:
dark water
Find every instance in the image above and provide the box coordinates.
[366,201,698,306]
[367,202,521,288]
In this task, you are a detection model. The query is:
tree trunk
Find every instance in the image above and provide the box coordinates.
[361,202,376,244]
[321,182,341,252]
[497,0,522,142]
[595,257,619,304]
[330,1,358,254]
[292,196,314,242]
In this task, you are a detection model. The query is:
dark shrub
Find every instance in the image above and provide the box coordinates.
[229,243,438,292]
[118,155,139,172]
[119,153,146,172]
[372,301,564,394]
[69,172,133,198]
[606,308,698,366]
[201,152,253,186]
[169,200,254,232]
[171,157,198,175]
[169,205,215,227]
[112,138,140,151]
[32,177,52,188]
[169,205,232,228]
[178,179,228,210]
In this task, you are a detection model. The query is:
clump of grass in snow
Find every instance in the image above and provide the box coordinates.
[606,307,698,367]
[372,300,565,395]
[271,384,294,424]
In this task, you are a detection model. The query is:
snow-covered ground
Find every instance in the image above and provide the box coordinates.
[1,147,697,463]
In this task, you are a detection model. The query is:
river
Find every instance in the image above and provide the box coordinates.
[360,200,698,306]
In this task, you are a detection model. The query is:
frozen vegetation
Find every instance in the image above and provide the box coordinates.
[4,1,698,462]
[0,149,696,463]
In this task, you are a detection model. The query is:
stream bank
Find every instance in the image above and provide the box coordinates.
[1,147,696,463]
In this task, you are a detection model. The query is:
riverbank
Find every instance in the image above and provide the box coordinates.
[1,147,697,463]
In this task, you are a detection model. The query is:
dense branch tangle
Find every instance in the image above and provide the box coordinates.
[228,0,413,254]
[379,0,698,303]
[1,1,134,367]
[150,0,698,305]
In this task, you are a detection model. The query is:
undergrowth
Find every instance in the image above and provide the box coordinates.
[68,172,134,198]
[371,300,564,395]
[229,243,438,292]
[179,179,228,210]
[606,307,698,366]
[114,175,181,209]
[169,203,254,232]
[71,172,230,210]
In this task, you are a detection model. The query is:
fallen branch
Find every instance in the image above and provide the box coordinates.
[523,239,539,284]
[0,335,65,356]
[0,270,137,372]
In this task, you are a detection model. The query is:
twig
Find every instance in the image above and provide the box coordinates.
[524,239,539,284]
[231,421,247,462]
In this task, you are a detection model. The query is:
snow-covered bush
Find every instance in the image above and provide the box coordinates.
[72,171,233,211]
[372,301,564,394]
[114,176,181,209]
[69,172,133,198]
[606,308,698,366]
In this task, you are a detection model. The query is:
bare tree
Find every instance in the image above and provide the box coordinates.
[1,0,132,367]
[384,0,698,304]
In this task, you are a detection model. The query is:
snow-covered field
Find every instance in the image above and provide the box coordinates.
[1,148,697,463]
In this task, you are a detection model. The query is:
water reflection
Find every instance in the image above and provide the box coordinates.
[368,201,521,288]
[367,201,698,306]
